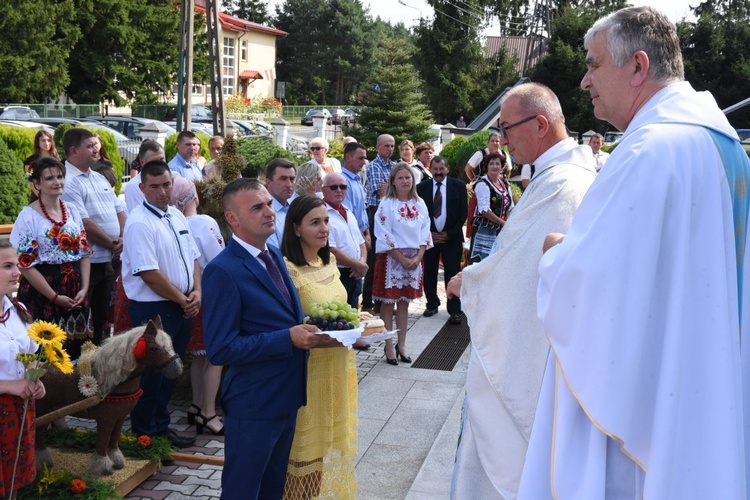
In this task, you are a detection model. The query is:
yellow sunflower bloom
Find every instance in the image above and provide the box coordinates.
[27,321,66,347]
[44,343,74,374]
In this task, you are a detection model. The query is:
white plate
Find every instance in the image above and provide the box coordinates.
[314,327,363,348]
[356,329,398,345]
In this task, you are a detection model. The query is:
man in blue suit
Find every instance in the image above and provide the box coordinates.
[202,178,326,499]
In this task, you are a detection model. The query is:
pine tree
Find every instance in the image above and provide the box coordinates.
[227,0,270,24]
[352,37,433,148]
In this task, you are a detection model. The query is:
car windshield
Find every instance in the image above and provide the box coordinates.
[80,122,130,141]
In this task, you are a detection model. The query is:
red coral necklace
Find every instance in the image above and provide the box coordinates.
[39,199,67,227]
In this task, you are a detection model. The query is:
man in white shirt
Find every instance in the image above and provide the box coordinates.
[265,158,296,248]
[124,140,166,213]
[589,132,609,170]
[122,160,201,448]
[322,172,367,309]
[168,131,203,180]
[61,128,125,345]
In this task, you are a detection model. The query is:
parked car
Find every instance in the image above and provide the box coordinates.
[331,108,352,126]
[0,120,54,134]
[85,115,176,140]
[300,108,332,126]
[738,129,750,152]
[603,131,623,146]
[164,105,213,123]
[0,106,40,120]
[230,119,273,138]
[78,121,140,166]
[29,117,85,128]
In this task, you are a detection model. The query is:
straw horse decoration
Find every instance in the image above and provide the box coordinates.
[35,319,183,475]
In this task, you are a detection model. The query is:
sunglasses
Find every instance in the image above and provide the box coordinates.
[324,184,348,191]
[310,146,324,151]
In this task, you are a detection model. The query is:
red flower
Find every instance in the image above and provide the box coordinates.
[71,478,87,493]
[18,253,35,269]
[57,232,75,252]
[49,225,61,239]
[79,235,91,252]
[138,435,152,447]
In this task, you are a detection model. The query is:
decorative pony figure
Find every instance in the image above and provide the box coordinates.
[35,319,183,475]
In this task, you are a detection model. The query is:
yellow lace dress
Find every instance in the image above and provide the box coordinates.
[283,255,358,500]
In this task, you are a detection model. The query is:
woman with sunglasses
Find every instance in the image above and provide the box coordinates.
[309,137,341,175]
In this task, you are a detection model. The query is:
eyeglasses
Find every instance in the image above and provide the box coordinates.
[310,146,324,151]
[499,115,537,138]
[324,184,348,191]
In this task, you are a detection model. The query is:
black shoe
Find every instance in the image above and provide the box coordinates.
[449,313,463,325]
[165,430,196,448]
[395,343,412,363]
[353,343,370,351]
[385,344,398,365]
[423,308,438,317]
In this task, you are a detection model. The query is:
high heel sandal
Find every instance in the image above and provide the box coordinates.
[385,343,399,366]
[395,343,412,363]
[186,403,201,425]
[196,414,225,436]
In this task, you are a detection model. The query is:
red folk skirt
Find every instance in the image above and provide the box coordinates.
[0,394,36,497]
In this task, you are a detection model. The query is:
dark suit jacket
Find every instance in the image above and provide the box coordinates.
[417,177,468,243]
[202,240,307,419]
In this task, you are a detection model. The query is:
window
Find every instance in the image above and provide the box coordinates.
[241,40,248,62]
[223,37,236,96]
[192,84,204,96]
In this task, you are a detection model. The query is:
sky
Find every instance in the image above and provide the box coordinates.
[267,1,696,30]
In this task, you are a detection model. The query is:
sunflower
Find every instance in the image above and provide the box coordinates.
[44,343,74,374]
[27,321,66,346]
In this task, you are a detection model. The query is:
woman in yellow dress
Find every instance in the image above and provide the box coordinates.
[281,195,358,499]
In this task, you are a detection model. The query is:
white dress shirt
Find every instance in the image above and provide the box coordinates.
[326,202,365,263]
[432,179,447,232]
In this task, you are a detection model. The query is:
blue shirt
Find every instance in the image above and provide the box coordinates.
[168,154,203,181]
[365,154,393,207]
[342,168,368,232]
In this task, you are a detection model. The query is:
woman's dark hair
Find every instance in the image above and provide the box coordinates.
[91,161,117,188]
[0,240,33,323]
[281,195,330,267]
[95,135,112,163]
[34,129,60,159]
[29,156,66,183]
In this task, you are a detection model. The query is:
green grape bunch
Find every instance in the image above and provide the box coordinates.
[304,301,361,331]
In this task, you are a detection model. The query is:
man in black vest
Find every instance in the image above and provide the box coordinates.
[416,156,468,324]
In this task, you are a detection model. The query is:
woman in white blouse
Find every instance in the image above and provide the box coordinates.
[373,163,433,365]
[309,137,341,175]
[170,178,226,435]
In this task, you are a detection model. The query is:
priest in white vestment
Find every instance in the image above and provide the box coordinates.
[449,83,597,499]
[519,7,750,499]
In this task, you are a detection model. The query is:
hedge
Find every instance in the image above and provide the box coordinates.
[0,136,31,223]
[440,135,467,178]
[0,125,36,163]
[164,132,211,166]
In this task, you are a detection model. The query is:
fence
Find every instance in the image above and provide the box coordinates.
[0,103,102,118]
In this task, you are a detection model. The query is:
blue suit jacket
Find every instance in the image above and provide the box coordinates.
[202,240,308,419]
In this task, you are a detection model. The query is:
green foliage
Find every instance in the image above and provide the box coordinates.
[226,0,271,24]
[440,136,468,178]
[0,0,81,102]
[164,133,211,165]
[352,37,433,149]
[327,139,344,159]
[54,124,74,159]
[275,0,377,104]
[66,0,204,105]
[89,128,125,194]
[454,131,491,180]
[679,8,750,127]
[0,136,31,223]
[0,125,36,162]
[510,182,523,205]
[44,427,173,463]
[237,137,298,178]
[19,464,121,499]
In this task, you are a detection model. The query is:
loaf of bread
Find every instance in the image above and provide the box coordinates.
[361,318,385,336]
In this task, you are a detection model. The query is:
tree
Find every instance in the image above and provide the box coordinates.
[0,0,81,102]
[352,37,433,148]
[225,0,270,24]
[66,0,207,105]
[679,1,750,126]
[275,0,377,105]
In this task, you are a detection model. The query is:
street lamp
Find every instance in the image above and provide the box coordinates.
[398,0,422,19]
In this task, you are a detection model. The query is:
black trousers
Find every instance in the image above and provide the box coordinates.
[362,206,379,309]
[338,268,362,310]
[423,240,463,315]
[88,261,115,344]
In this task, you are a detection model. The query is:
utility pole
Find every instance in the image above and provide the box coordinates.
[177,0,226,136]
[522,0,552,77]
